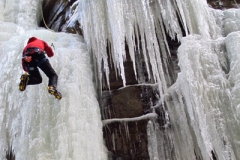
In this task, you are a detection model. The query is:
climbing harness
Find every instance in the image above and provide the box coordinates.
[24,47,44,55]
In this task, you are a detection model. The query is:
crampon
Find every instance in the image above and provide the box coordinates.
[47,86,62,100]
[19,73,29,91]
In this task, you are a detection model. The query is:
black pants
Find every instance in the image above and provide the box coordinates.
[25,59,58,87]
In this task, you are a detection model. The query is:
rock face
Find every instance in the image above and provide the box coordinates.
[103,120,150,159]
[41,0,82,34]
[207,0,240,9]
[40,0,240,159]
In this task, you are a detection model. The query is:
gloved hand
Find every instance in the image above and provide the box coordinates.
[22,56,32,62]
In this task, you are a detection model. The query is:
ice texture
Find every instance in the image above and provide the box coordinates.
[0,1,107,159]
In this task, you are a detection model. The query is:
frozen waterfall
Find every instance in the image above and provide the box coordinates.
[68,0,240,159]
[0,0,107,160]
[1,0,240,159]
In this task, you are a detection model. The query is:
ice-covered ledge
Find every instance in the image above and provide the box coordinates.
[102,113,158,126]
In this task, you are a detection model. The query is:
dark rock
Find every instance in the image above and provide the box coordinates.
[101,85,159,120]
[5,146,15,160]
[207,0,240,9]
[103,120,150,160]
[41,0,82,34]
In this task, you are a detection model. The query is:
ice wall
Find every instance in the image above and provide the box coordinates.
[0,0,107,159]
[146,6,240,160]
[161,7,240,160]
[164,35,237,159]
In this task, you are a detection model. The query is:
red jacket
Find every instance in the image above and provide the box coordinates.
[22,37,54,72]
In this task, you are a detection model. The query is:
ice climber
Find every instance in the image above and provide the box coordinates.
[19,37,62,100]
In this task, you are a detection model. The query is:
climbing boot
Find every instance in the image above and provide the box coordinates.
[19,73,29,91]
[47,86,62,100]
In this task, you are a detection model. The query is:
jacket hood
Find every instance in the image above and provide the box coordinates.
[27,37,38,43]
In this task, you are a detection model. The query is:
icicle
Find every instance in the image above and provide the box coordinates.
[123,122,130,141]
[175,0,221,38]
[123,0,137,80]
[106,0,126,86]
[69,0,185,92]
[112,133,116,151]
[147,120,159,160]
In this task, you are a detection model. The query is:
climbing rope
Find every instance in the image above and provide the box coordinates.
[39,0,56,50]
